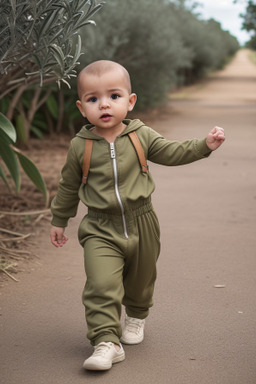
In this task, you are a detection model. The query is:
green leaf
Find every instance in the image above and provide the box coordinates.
[76,20,96,29]
[32,118,48,131]
[69,35,82,68]
[0,112,16,143]
[30,125,44,139]
[85,3,104,20]
[0,163,11,191]
[13,148,48,201]
[0,134,20,192]
[15,114,27,145]
[46,94,59,119]
[48,28,63,45]
[50,44,65,73]
[39,9,59,38]
[0,98,10,115]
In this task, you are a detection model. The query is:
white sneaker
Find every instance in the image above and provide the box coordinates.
[83,342,125,371]
[120,315,145,345]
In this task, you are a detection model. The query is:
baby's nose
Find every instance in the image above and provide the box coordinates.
[100,98,110,108]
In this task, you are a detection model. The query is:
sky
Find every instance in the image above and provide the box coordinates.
[197,0,251,45]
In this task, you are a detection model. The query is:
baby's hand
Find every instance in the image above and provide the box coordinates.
[206,126,225,151]
[50,226,68,248]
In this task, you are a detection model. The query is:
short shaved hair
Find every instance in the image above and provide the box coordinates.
[77,60,132,98]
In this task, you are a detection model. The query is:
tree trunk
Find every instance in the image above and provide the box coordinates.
[6,84,28,121]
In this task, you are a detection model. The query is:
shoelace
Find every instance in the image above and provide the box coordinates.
[125,318,144,334]
[93,342,112,357]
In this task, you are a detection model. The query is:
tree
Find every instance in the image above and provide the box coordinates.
[241,0,256,31]
[78,0,238,109]
[79,0,193,109]
[234,0,256,50]
[238,0,256,48]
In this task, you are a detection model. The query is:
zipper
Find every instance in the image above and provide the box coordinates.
[110,142,128,239]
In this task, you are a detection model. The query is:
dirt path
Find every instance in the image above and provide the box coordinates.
[1,49,256,384]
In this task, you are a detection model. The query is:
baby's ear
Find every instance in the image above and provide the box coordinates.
[76,100,86,117]
[128,93,137,112]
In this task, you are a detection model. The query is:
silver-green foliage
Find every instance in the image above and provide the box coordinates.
[0,0,103,200]
[0,0,103,96]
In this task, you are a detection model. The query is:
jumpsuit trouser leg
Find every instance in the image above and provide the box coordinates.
[80,204,161,346]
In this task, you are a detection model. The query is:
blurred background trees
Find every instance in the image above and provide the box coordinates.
[237,0,256,49]
[0,0,241,147]
[80,0,239,110]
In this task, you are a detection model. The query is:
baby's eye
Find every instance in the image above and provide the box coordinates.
[89,96,97,102]
[111,93,120,100]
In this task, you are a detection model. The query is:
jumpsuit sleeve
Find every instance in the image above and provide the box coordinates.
[146,127,212,166]
[51,141,82,227]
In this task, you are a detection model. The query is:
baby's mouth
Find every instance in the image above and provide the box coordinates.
[100,113,112,121]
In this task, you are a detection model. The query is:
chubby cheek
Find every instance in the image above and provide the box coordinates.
[85,108,95,119]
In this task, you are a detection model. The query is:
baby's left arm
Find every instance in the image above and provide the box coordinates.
[206,126,225,151]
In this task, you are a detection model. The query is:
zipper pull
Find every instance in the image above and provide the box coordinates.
[110,142,115,159]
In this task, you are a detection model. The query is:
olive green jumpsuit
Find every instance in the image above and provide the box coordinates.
[51,119,211,346]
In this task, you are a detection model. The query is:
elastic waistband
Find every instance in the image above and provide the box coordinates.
[88,198,153,222]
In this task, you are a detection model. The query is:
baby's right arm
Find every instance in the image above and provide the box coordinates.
[50,226,68,248]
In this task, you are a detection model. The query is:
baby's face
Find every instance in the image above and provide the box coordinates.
[76,69,136,133]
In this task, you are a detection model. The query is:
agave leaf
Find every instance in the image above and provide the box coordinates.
[0,112,16,143]
[13,147,48,201]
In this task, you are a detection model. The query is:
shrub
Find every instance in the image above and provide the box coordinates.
[77,0,239,109]
[0,0,103,142]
